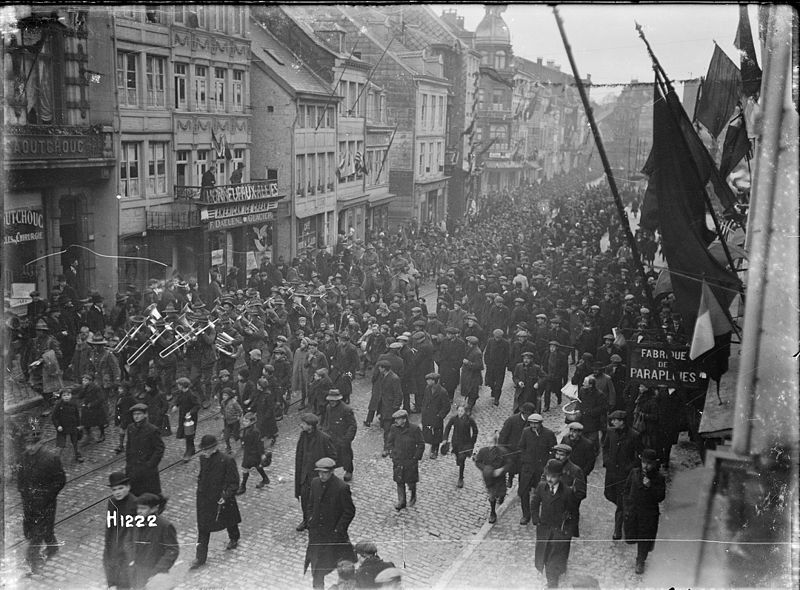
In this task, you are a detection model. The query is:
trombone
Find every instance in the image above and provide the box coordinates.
[128,322,170,365]
[114,304,161,353]
[158,314,197,359]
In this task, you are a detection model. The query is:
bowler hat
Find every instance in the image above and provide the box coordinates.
[326,390,343,401]
[544,458,564,476]
[592,361,605,369]
[108,471,130,487]
[641,448,659,462]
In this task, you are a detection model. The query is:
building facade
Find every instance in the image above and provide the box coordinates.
[3,7,116,307]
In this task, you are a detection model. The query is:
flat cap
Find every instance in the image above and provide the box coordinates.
[527,413,544,422]
[522,351,535,358]
[609,410,627,420]
[610,354,623,362]
[568,422,584,430]
[389,341,403,349]
[466,336,479,345]
[301,413,320,425]
[552,443,573,453]
[544,458,564,475]
[492,329,504,337]
[374,568,403,584]
[445,326,459,334]
[641,448,659,462]
[391,409,409,419]
[199,434,218,449]
[130,403,149,413]
[376,359,392,368]
[326,390,343,401]
[425,372,440,380]
[314,457,337,471]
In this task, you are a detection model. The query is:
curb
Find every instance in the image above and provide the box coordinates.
[432,489,520,590]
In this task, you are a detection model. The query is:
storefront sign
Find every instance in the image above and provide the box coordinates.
[201,181,280,204]
[207,211,274,231]
[628,343,707,389]
[201,199,278,221]
[10,283,36,307]
[6,135,95,160]
[211,249,224,266]
[4,208,45,245]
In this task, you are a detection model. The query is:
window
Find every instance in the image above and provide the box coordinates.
[215,160,227,187]
[196,5,206,28]
[420,94,427,128]
[437,142,444,172]
[231,7,242,34]
[475,126,483,143]
[477,88,486,110]
[174,63,187,109]
[147,142,168,196]
[492,89,505,111]
[232,70,243,112]
[354,83,364,116]
[490,124,508,149]
[194,65,207,111]
[296,155,305,196]
[116,51,138,106]
[338,81,347,116]
[120,142,140,197]
[379,94,385,122]
[494,51,506,70]
[419,142,425,175]
[176,150,189,186]
[326,153,334,190]
[306,105,316,128]
[325,107,333,128]
[173,6,184,24]
[195,149,209,186]
[348,82,357,115]
[428,141,433,173]
[438,96,444,128]
[307,153,316,194]
[145,7,161,24]
[145,55,166,107]
[212,67,225,111]
[211,6,223,31]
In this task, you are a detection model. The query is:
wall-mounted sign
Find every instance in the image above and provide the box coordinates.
[201,181,280,204]
[201,199,278,221]
[627,343,707,389]
[207,211,274,231]
[4,208,45,245]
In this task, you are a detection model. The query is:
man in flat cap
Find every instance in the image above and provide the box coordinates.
[103,471,136,588]
[622,449,666,575]
[125,403,165,495]
[130,492,179,588]
[387,409,425,510]
[191,434,241,570]
[460,336,484,411]
[518,413,557,525]
[331,332,359,405]
[420,373,450,459]
[549,444,587,508]
[295,413,338,532]
[540,340,569,413]
[367,360,403,455]
[484,329,510,406]
[560,422,597,478]
[603,410,641,540]
[512,351,543,413]
[320,390,357,482]
[304,457,356,588]
[438,327,466,401]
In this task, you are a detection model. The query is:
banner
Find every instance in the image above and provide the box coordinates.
[628,343,708,389]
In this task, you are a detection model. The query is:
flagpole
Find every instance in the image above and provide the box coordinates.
[552,7,658,312]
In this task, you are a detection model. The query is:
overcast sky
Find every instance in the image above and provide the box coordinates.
[431,3,759,99]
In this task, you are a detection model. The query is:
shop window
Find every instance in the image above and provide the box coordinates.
[174,62,187,109]
[117,51,138,106]
[120,142,141,197]
[146,55,166,107]
[147,142,168,196]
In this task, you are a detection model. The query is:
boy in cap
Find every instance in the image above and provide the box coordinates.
[237,412,270,494]
[126,403,165,495]
[191,435,241,570]
[114,383,136,454]
[51,388,83,463]
[295,414,338,531]
[103,471,136,588]
[354,541,395,588]
[531,459,580,588]
[474,431,513,523]
[221,388,243,453]
[460,336,484,410]
[484,329,510,406]
[622,449,666,574]
[130,493,179,588]
[443,405,479,488]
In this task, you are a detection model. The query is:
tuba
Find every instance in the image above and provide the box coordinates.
[215,331,237,357]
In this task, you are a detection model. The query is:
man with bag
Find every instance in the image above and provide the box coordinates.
[304,457,356,589]
[190,435,241,570]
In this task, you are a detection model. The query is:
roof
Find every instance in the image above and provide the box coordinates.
[475,6,510,45]
[515,56,575,85]
[249,20,332,97]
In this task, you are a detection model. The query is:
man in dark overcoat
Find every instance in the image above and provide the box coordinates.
[531,459,580,588]
[320,390,357,481]
[512,352,543,413]
[518,413,557,525]
[130,492,179,589]
[460,336,484,410]
[560,422,597,478]
[103,471,137,589]
[125,403,165,495]
[190,435,241,569]
[409,331,435,412]
[17,423,66,575]
[603,410,641,540]
[420,372,450,459]
[367,360,403,454]
[443,405,479,488]
[295,413,338,531]
[498,402,535,488]
[623,448,666,575]
[304,458,357,589]
[437,327,465,400]
[386,409,425,510]
[330,332,359,404]
[483,329,510,406]
[540,340,569,412]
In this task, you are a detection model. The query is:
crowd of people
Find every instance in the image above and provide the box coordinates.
[10,171,696,588]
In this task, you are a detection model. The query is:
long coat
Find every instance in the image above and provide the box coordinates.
[512,362,543,409]
[292,347,309,393]
[622,466,666,547]
[443,414,478,464]
[174,388,201,439]
[78,381,107,428]
[196,450,241,532]
[17,444,66,542]
[125,419,165,495]
[498,413,528,475]
[460,345,484,399]
[483,337,510,382]
[130,514,179,589]
[368,370,403,419]
[560,433,597,478]
[304,474,357,577]
[103,493,138,588]
[294,429,338,498]
[437,337,466,393]
[519,426,557,490]
[420,383,450,428]
[387,422,425,484]
[531,481,578,577]
[240,424,264,469]
[603,426,641,504]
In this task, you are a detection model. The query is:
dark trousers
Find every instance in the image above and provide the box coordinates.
[312,568,327,589]
[486,368,505,399]
[195,525,240,564]
[381,419,393,451]
[336,441,354,473]
[541,377,563,411]
[300,481,312,521]
[613,497,624,538]
[184,435,196,457]
[637,539,655,561]
[518,469,542,519]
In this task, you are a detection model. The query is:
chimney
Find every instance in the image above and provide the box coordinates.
[554,64,561,72]
[546,60,555,69]
[631,78,639,84]
[457,15,464,29]
[537,57,543,65]
[586,73,592,84]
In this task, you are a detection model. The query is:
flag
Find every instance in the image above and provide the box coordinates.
[460,119,475,137]
[211,129,222,158]
[719,111,750,179]
[649,80,742,341]
[690,279,733,359]
[695,44,742,137]
[734,4,762,100]
[354,150,364,174]
[224,136,232,161]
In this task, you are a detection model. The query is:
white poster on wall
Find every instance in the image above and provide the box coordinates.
[211,249,224,267]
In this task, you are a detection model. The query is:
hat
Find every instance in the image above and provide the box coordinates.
[445,326,459,334]
[603,333,614,340]
[624,294,635,301]
[492,329,504,337]
[465,314,477,321]
[412,331,426,340]
[553,443,572,454]
[199,434,218,450]
[396,334,409,342]
[307,339,318,346]
[276,335,288,342]
[374,568,403,584]
[425,372,440,380]
[548,340,559,346]
[135,492,163,508]
[130,403,148,413]
[544,458,564,476]
[301,413,319,425]
[392,409,409,419]
[326,390,343,401]
[338,332,351,340]
[514,297,525,304]
[35,319,49,331]
[527,413,544,422]
[411,307,422,313]
[609,410,627,421]
[522,351,535,358]
[466,336,479,345]
[30,290,41,297]
[89,334,108,345]
[241,411,257,424]
[568,422,584,431]
[115,293,128,303]
[388,341,403,350]
[610,354,623,362]
[376,359,391,369]
[176,377,191,387]
[314,457,336,471]
[590,304,600,311]
[536,313,547,320]
[218,369,231,377]
[108,471,130,487]
[592,361,605,369]
[581,353,593,360]
[641,448,659,462]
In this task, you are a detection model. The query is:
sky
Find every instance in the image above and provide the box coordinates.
[430,3,759,100]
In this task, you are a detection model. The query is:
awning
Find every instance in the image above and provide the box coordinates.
[368,192,395,207]
[338,192,371,208]
[484,161,524,169]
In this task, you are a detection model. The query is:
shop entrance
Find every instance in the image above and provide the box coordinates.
[58,194,94,296]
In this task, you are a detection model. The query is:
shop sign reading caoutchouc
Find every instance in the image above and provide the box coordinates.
[627,343,708,389]
[4,208,45,245]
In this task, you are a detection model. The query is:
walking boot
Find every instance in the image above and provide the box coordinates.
[488,510,497,524]
[457,478,464,489]
[256,475,270,488]
[75,453,84,463]
[296,520,308,531]
[343,471,353,482]
[635,559,645,575]
[408,485,417,507]
[237,473,249,495]
[394,484,407,511]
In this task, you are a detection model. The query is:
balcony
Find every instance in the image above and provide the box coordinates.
[174,180,282,204]
[4,124,114,167]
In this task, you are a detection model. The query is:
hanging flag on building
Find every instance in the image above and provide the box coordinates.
[734,4,762,100]
[354,150,364,174]
[211,129,223,158]
[695,44,742,137]
[690,279,734,359]
[224,135,233,161]
[719,109,751,179]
